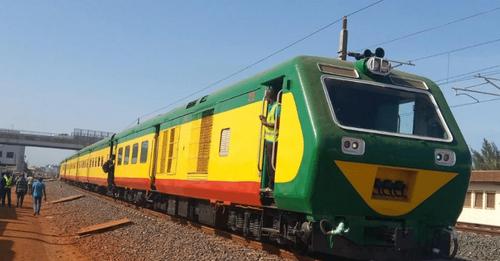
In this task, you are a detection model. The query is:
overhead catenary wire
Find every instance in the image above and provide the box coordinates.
[408,37,500,63]
[435,64,500,84]
[451,97,500,108]
[124,0,386,129]
[358,6,500,51]
[437,70,500,86]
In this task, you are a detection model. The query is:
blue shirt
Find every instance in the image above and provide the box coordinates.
[32,181,45,198]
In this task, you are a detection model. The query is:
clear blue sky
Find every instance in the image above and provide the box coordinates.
[1,1,499,166]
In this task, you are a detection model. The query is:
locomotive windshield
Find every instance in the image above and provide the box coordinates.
[323,77,451,141]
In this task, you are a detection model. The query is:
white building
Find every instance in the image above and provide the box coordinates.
[0,144,26,172]
[458,171,499,227]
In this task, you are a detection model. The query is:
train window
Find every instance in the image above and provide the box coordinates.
[117,148,123,165]
[140,141,148,163]
[463,191,472,208]
[131,143,138,164]
[474,191,483,209]
[486,192,495,209]
[124,146,130,165]
[219,128,231,157]
[323,77,450,141]
[6,152,14,158]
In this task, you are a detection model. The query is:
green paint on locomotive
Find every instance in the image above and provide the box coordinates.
[271,56,471,248]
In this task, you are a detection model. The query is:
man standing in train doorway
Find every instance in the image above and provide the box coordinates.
[260,88,281,193]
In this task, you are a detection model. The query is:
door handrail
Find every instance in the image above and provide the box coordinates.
[257,88,268,173]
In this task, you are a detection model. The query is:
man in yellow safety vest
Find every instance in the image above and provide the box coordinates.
[259,89,281,192]
[1,172,13,207]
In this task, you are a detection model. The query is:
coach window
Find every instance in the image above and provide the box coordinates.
[140,141,148,163]
[6,152,14,158]
[463,191,472,208]
[474,191,483,209]
[131,143,139,164]
[219,128,231,157]
[117,148,123,165]
[124,146,130,165]
[486,192,496,209]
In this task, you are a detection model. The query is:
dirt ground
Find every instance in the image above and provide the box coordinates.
[0,183,87,261]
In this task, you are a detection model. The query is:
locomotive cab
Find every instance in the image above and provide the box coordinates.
[284,52,471,260]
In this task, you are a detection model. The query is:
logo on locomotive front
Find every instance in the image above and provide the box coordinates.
[372,178,407,200]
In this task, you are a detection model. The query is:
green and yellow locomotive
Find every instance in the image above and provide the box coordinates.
[60,50,471,260]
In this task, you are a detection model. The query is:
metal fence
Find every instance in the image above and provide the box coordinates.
[72,128,114,138]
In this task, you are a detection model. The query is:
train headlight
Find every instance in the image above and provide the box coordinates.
[341,137,365,155]
[366,57,392,76]
[435,149,456,166]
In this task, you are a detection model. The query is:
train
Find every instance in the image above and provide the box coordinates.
[60,49,471,260]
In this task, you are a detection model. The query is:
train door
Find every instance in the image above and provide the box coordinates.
[258,76,284,200]
[149,124,161,191]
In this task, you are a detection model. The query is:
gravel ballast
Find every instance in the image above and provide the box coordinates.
[456,231,500,261]
[46,181,284,261]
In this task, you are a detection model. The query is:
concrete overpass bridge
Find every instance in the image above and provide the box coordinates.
[0,128,113,150]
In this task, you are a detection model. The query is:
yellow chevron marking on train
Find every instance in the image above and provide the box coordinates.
[335,160,458,216]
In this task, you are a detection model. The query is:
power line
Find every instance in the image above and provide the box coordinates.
[438,70,500,86]
[435,64,500,84]
[359,6,500,51]
[451,97,500,108]
[126,0,386,127]
[409,37,500,62]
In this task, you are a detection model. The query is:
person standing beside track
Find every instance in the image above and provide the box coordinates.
[0,173,5,207]
[15,174,28,208]
[1,172,13,207]
[27,175,33,196]
[32,177,47,216]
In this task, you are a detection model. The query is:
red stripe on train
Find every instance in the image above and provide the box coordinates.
[64,175,262,207]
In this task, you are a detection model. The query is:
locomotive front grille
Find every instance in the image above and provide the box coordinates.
[371,167,416,201]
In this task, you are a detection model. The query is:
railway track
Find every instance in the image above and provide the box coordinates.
[456,222,500,236]
[69,184,318,261]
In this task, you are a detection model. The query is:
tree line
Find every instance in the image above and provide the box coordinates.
[472,139,500,170]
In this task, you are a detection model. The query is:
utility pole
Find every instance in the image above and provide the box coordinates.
[338,16,348,60]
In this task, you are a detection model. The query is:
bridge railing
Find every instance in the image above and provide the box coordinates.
[72,128,114,138]
[0,128,114,139]
[0,128,74,139]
